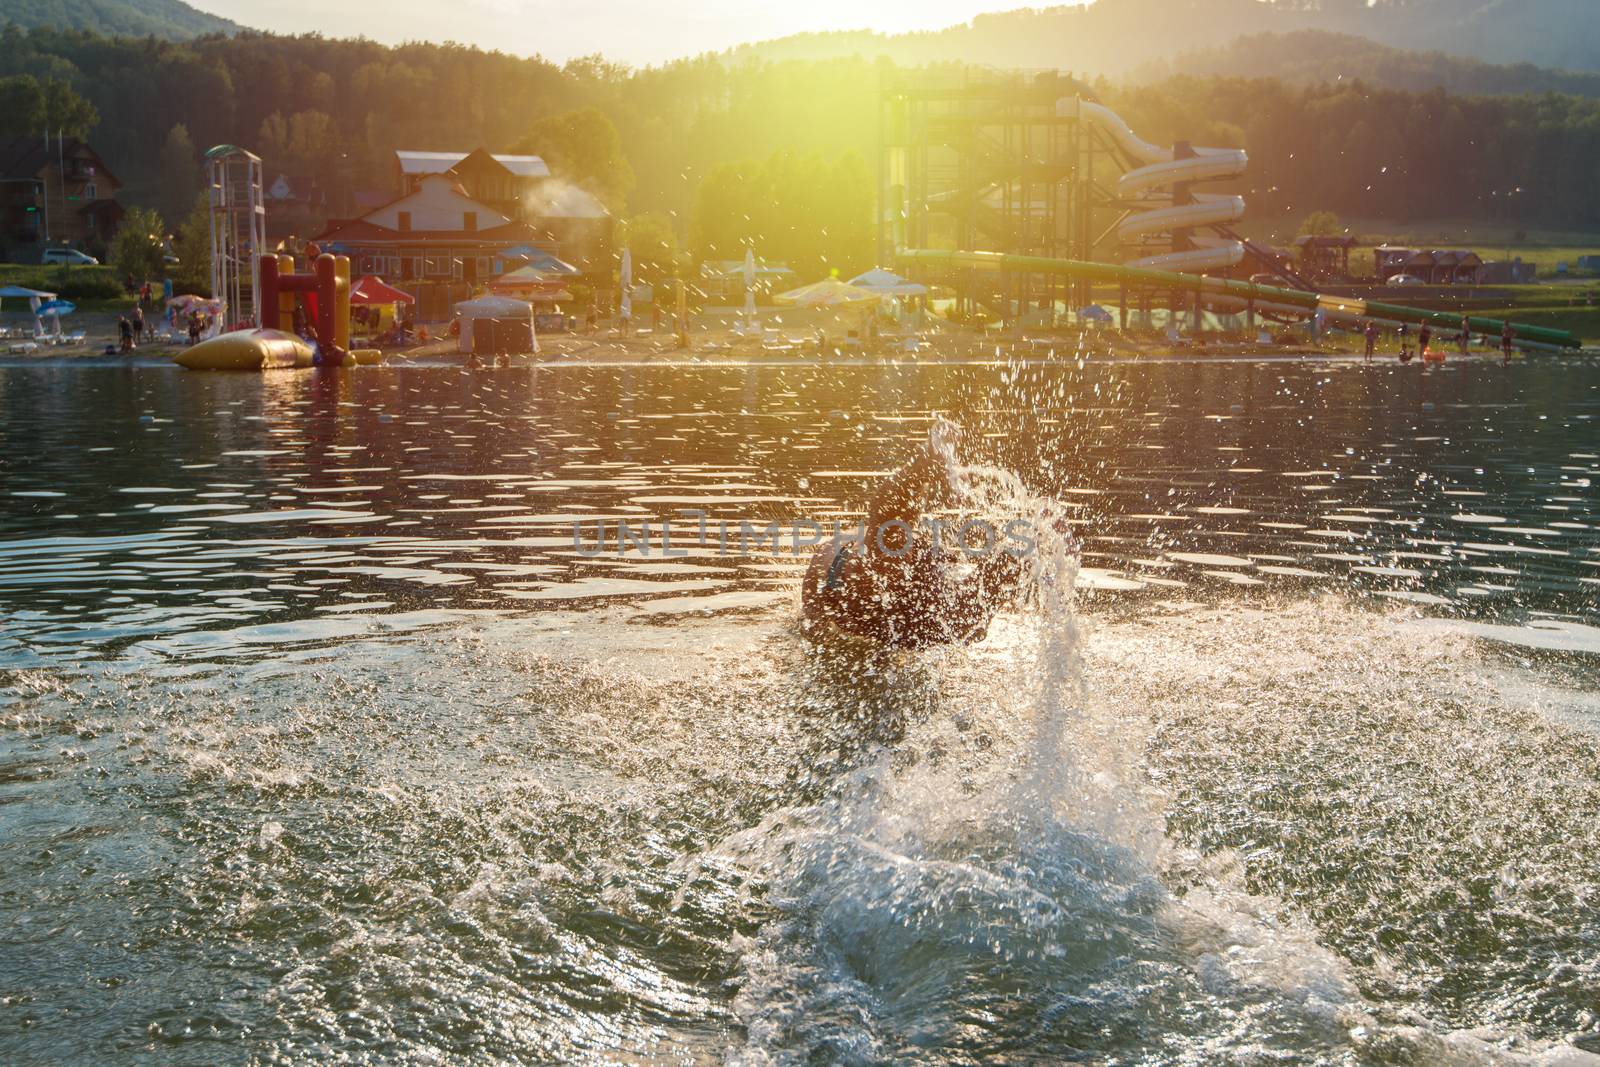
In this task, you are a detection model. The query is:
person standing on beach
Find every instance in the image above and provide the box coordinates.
[1418,322,1432,358]
[1501,322,1515,364]
[129,305,144,349]
[1460,314,1472,356]
[1363,321,1378,360]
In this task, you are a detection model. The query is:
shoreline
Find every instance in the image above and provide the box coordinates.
[5,313,1583,369]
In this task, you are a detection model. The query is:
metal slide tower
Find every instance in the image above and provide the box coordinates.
[205,145,266,330]
[879,70,1278,325]
[878,70,1117,320]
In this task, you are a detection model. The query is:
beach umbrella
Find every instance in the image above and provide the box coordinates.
[847,268,928,296]
[774,279,881,307]
[620,248,633,322]
[37,299,76,317]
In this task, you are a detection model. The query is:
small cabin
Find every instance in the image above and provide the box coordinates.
[1293,235,1355,282]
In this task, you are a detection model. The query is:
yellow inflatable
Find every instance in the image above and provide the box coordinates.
[174,328,314,370]
[350,348,383,366]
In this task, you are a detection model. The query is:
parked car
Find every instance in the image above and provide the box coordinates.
[41,248,98,266]
[1385,273,1426,287]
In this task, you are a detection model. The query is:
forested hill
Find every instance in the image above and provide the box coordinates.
[0,0,239,40]
[5,23,1600,274]
[724,0,1600,76]
[1145,30,1600,98]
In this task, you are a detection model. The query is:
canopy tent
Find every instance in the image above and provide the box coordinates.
[0,285,55,302]
[775,278,882,307]
[847,268,928,296]
[454,294,537,354]
[0,285,56,316]
[495,246,581,275]
[350,276,415,305]
[488,265,575,300]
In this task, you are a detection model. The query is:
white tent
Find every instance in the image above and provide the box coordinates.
[847,268,927,296]
[0,285,57,335]
[454,294,537,354]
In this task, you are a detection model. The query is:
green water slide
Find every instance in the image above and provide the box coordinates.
[896,249,1583,350]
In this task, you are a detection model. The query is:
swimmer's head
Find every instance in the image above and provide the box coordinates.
[866,420,965,529]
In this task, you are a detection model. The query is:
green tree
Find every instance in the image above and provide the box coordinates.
[1298,210,1343,237]
[513,107,635,212]
[0,75,45,136]
[690,150,873,280]
[618,211,678,277]
[157,123,199,223]
[40,78,97,138]
[110,206,166,283]
[171,193,211,296]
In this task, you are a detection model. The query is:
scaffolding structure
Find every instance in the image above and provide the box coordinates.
[878,70,1135,322]
[205,145,266,330]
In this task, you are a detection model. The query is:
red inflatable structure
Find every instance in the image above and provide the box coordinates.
[259,253,351,365]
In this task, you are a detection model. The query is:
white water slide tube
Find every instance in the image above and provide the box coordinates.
[1070,100,1249,273]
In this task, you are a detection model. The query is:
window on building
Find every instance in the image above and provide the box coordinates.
[84,183,96,200]
[398,211,412,232]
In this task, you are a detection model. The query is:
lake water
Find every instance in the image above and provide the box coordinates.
[2,353,1598,1064]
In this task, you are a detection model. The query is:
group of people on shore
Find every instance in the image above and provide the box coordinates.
[115,303,150,352]
[1362,314,1517,364]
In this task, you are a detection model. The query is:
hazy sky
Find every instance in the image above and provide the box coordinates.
[187,0,1071,66]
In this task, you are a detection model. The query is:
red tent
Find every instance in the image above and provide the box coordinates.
[350,276,416,305]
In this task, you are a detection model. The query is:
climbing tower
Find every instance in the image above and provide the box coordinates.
[205,145,266,330]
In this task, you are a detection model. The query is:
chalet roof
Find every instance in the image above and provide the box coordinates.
[396,149,550,179]
[0,137,120,185]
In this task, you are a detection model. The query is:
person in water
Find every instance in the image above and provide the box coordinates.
[802,424,1039,648]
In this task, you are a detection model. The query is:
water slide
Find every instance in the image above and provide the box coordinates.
[893,249,1582,350]
[1070,101,1248,273]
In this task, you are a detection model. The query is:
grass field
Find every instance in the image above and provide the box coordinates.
[1237,217,1600,281]
[1483,304,1600,342]
[0,263,130,310]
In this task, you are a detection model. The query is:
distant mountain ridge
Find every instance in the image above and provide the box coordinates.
[722,0,1600,77]
[1145,29,1600,98]
[0,0,239,40]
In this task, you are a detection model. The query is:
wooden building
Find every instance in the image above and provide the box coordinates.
[0,137,124,261]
